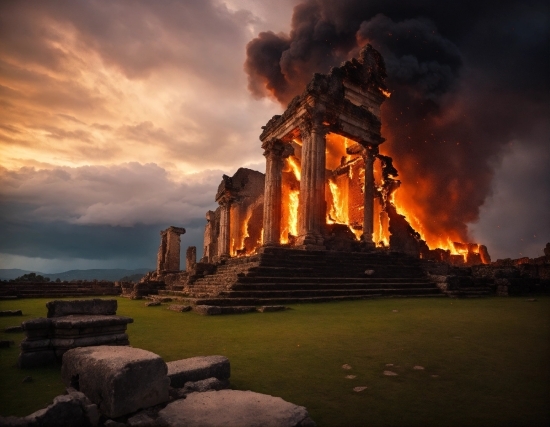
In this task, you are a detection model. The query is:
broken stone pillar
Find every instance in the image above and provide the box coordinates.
[186,246,197,271]
[479,245,491,264]
[218,196,232,259]
[156,232,167,272]
[158,226,186,273]
[203,210,217,263]
[296,118,327,248]
[362,146,378,247]
[262,139,294,246]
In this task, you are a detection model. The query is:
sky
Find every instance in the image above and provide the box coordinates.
[0,0,548,273]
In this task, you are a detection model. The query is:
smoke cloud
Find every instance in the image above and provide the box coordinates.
[245,0,549,250]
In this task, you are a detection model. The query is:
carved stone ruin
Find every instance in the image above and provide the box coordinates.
[186,246,197,271]
[18,299,133,368]
[157,226,186,273]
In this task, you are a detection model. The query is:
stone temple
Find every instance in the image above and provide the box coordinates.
[139,45,495,306]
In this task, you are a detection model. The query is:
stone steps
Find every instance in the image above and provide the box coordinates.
[446,287,492,298]
[179,248,444,306]
[175,293,445,307]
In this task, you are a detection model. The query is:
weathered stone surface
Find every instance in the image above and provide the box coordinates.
[127,412,160,427]
[167,305,191,312]
[0,310,22,317]
[167,355,230,388]
[145,301,161,307]
[257,306,286,313]
[194,305,222,315]
[158,390,315,427]
[46,299,117,318]
[0,391,99,427]
[61,346,170,418]
[181,377,230,395]
[104,420,127,427]
[4,325,23,333]
[51,315,133,329]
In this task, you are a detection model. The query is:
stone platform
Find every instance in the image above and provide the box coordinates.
[158,247,445,308]
[18,299,133,368]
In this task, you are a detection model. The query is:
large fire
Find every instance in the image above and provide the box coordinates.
[229,131,487,266]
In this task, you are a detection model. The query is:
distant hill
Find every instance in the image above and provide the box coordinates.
[0,268,152,281]
[0,269,35,280]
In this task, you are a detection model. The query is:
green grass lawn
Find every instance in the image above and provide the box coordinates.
[1,296,549,426]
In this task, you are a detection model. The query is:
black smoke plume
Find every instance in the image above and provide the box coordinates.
[245,0,549,246]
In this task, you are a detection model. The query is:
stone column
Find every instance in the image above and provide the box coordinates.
[159,226,186,272]
[362,146,378,247]
[218,196,232,258]
[296,119,327,247]
[262,139,294,246]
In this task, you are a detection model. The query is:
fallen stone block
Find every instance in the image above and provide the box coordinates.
[4,325,23,333]
[167,304,191,312]
[145,301,161,307]
[61,346,170,418]
[220,306,256,314]
[181,377,230,394]
[167,355,230,388]
[194,305,222,315]
[257,306,286,313]
[21,318,52,339]
[47,299,117,318]
[0,391,99,427]
[0,310,22,317]
[158,390,316,427]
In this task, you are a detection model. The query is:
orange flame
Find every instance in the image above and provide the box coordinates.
[287,156,301,181]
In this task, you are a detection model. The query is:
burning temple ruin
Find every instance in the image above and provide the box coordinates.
[200,44,488,264]
[135,45,546,306]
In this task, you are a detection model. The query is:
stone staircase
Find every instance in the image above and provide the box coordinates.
[157,247,444,307]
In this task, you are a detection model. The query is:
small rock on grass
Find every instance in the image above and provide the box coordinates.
[342,364,352,370]
[383,371,398,376]
[353,386,368,392]
[168,304,191,312]
[4,325,23,333]
[392,309,399,313]
[385,363,394,367]
[145,301,161,307]
[431,374,440,378]
[345,375,356,379]
[413,366,425,370]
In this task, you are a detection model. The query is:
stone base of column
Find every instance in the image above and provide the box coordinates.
[295,244,326,251]
[296,232,324,246]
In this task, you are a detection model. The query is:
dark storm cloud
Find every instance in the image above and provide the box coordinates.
[0,163,219,263]
[245,0,550,256]
[0,163,220,226]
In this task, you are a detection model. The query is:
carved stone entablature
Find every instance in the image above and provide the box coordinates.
[259,44,387,147]
[262,138,294,159]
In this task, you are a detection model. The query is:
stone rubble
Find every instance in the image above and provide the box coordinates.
[61,346,170,418]
[18,299,133,368]
[167,355,230,388]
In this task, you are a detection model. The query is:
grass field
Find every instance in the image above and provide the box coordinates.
[1,296,549,426]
